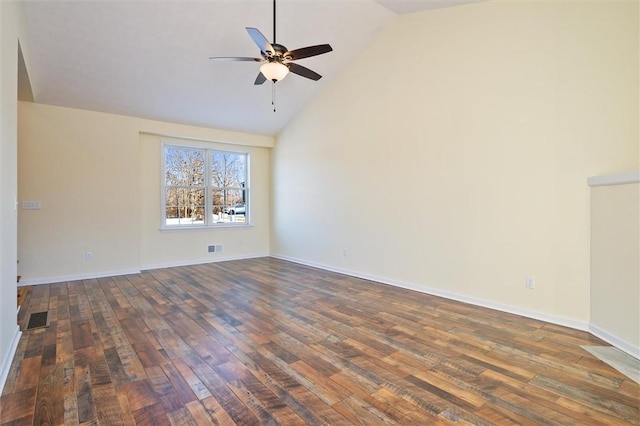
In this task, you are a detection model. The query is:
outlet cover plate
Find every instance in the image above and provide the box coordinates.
[525,275,535,289]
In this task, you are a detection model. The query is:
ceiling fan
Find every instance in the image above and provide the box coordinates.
[209,0,333,86]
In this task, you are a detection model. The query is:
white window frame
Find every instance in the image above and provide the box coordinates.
[161,142,250,229]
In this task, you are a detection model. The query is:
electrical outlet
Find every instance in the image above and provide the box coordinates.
[342,248,348,258]
[525,275,535,289]
[208,244,223,253]
[86,251,93,261]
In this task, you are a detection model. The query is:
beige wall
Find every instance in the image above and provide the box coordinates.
[18,102,272,283]
[139,134,270,269]
[1,0,29,389]
[272,1,639,327]
[590,180,640,356]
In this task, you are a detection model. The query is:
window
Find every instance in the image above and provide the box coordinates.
[163,144,248,227]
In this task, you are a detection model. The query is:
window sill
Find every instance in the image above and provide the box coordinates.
[160,223,253,231]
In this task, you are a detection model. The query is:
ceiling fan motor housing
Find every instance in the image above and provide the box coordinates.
[265,43,290,60]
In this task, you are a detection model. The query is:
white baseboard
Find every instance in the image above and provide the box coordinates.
[18,268,141,286]
[140,252,270,272]
[18,253,271,286]
[0,326,22,394]
[270,254,590,332]
[588,323,640,360]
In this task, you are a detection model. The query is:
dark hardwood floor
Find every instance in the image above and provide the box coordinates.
[1,258,638,425]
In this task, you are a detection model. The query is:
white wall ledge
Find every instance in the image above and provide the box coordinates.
[588,171,640,187]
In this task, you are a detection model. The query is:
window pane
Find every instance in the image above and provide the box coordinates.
[225,189,245,209]
[165,187,178,216]
[211,189,228,212]
[165,187,204,226]
[165,206,178,219]
[211,152,246,188]
[165,147,205,186]
[211,189,246,223]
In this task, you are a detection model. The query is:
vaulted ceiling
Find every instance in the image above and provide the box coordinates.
[21,0,484,136]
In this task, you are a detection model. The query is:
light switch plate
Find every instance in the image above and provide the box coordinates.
[22,201,41,210]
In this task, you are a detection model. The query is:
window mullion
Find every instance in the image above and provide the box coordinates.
[205,149,210,226]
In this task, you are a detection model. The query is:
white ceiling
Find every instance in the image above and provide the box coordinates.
[22,0,482,136]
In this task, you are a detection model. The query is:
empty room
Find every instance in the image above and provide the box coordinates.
[1,0,638,424]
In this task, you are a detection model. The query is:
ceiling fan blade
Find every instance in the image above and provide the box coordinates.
[246,27,275,55]
[209,57,263,62]
[287,62,322,81]
[285,44,332,61]
[254,72,267,85]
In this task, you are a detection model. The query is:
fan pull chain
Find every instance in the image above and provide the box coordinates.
[272,82,276,112]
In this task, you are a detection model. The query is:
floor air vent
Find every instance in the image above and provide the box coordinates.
[26,311,50,330]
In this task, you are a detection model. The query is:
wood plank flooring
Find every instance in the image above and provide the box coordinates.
[17,286,28,310]
[1,257,638,425]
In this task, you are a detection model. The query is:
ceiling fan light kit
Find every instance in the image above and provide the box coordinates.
[210,0,332,110]
[260,61,289,82]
